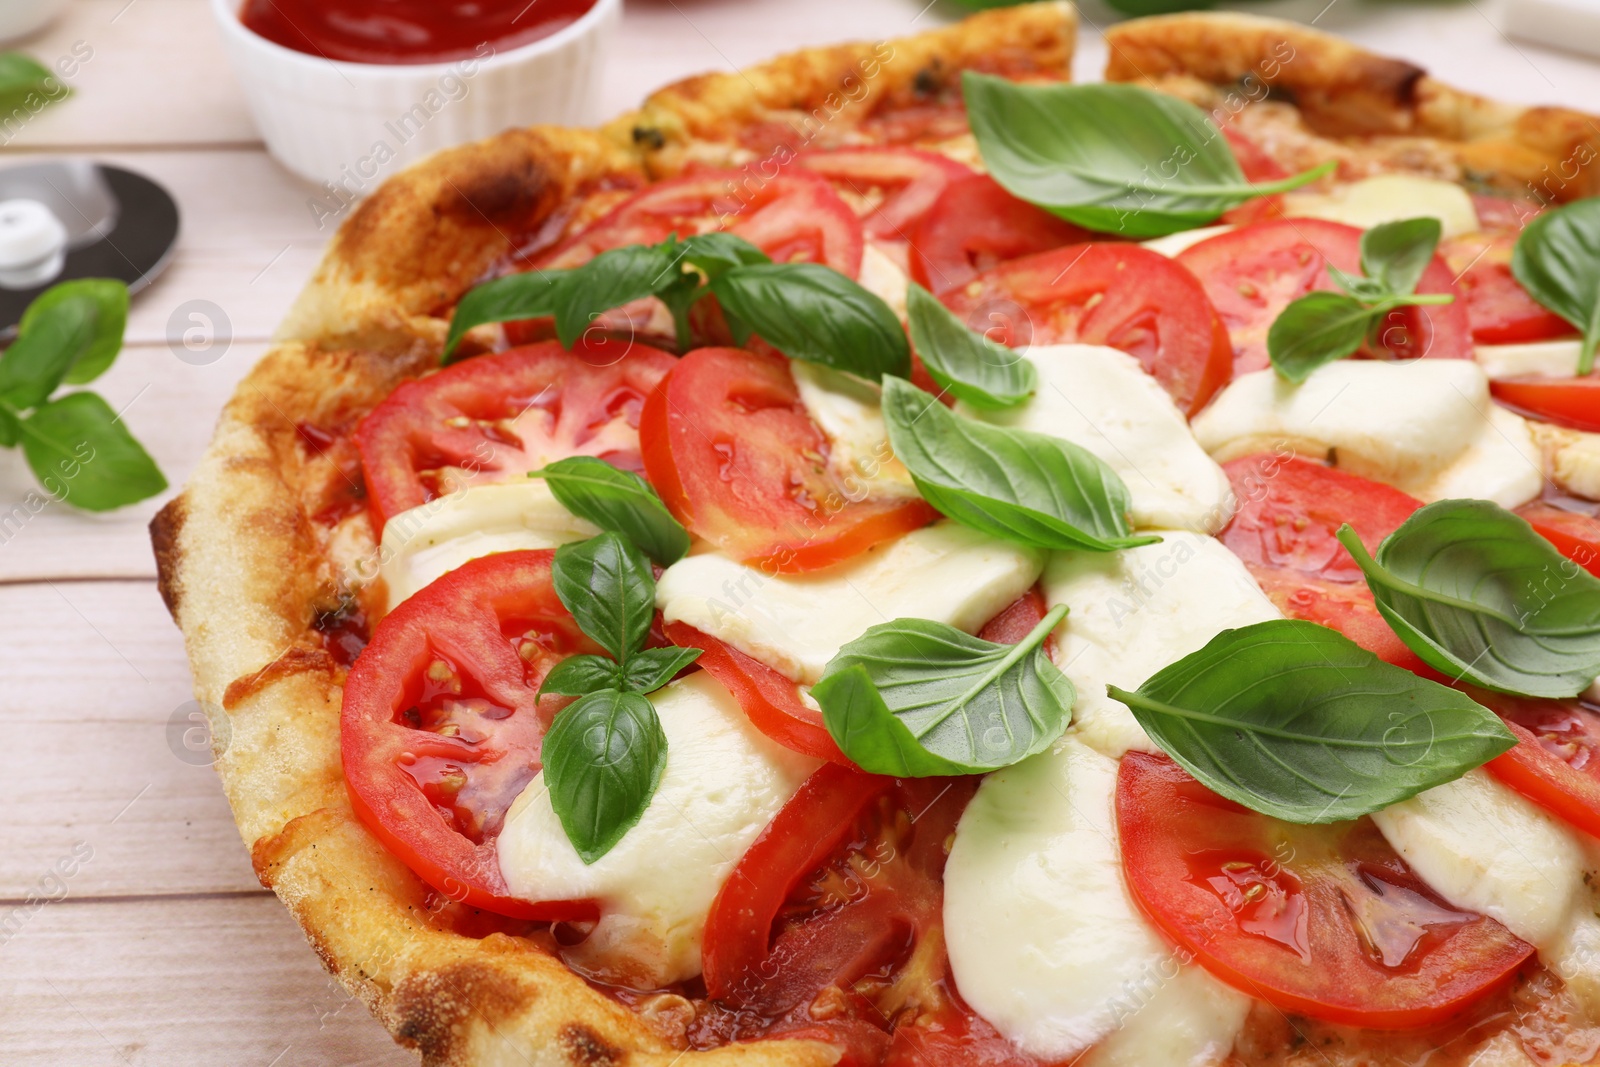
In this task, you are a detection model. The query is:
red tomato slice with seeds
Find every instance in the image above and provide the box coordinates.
[354,339,676,535]
[340,549,602,920]
[1178,218,1472,377]
[909,174,1094,297]
[1516,499,1600,577]
[1117,751,1535,1029]
[1491,376,1600,433]
[940,243,1233,417]
[640,347,937,573]
[796,147,973,245]
[1481,692,1600,840]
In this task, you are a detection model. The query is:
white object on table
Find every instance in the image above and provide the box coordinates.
[1502,0,1600,60]
[0,198,65,289]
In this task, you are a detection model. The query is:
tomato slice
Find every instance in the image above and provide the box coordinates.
[1516,499,1600,576]
[1480,692,1600,839]
[340,549,601,920]
[640,346,937,572]
[940,243,1233,417]
[1178,218,1473,377]
[1492,376,1600,433]
[1117,751,1535,1029]
[796,148,973,245]
[909,174,1094,297]
[354,339,676,534]
[1217,127,1289,227]
[1219,453,1428,671]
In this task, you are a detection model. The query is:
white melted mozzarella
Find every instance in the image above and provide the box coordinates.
[857,242,910,321]
[1281,174,1481,237]
[379,482,597,609]
[944,736,1250,1062]
[497,671,819,987]
[1043,533,1282,758]
[1139,224,1235,258]
[1372,769,1600,1011]
[1476,338,1587,380]
[1192,359,1501,497]
[790,361,920,502]
[1408,404,1544,509]
[961,344,1235,533]
[656,522,1043,684]
[1530,421,1600,501]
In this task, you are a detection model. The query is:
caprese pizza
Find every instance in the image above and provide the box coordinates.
[155,6,1600,1066]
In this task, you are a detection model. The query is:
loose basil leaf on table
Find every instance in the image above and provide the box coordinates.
[1512,197,1600,375]
[905,282,1035,409]
[19,391,167,511]
[880,376,1159,552]
[1337,499,1600,698]
[442,271,567,363]
[1107,619,1517,823]
[551,531,658,665]
[542,687,668,864]
[710,262,911,381]
[962,73,1333,238]
[0,53,64,113]
[533,456,691,566]
[1,278,129,405]
[813,604,1074,776]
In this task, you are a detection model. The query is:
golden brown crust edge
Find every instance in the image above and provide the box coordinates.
[1103,11,1600,201]
[154,8,1077,1067]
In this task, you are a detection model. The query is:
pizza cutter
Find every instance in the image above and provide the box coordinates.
[0,160,180,337]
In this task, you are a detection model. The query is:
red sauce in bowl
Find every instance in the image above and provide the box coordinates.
[238,0,599,65]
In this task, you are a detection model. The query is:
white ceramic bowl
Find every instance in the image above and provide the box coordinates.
[210,0,621,187]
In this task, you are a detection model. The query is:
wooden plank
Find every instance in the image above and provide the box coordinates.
[0,894,412,1066]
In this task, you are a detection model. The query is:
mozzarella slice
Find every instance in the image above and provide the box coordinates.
[656,522,1043,684]
[1042,532,1282,758]
[379,481,598,609]
[790,361,920,502]
[858,242,910,321]
[1408,405,1543,509]
[960,344,1235,533]
[1191,360,1495,496]
[1372,769,1600,1011]
[1281,174,1480,237]
[497,671,819,987]
[1476,339,1586,380]
[944,736,1250,1061]
[1530,421,1600,501]
[1139,224,1234,258]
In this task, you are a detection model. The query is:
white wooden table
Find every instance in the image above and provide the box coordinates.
[3,1,1597,1063]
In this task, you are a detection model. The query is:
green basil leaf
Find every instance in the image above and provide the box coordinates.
[1338,500,1600,698]
[679,232,771,279]
[0,279,129,408]
[1359,217,1441,298]
[906,283,1035,409]
[552,242,683,349]
[552,532,656,663]
[880,376,1157,551]
[1267,291,1377,383]
[962,74,1332,238]
[542,688,667,863]
[618,645,702,693]
[539,655,627,697]
[534,456,690,566]
[1108,619,1516,823]
[710,262,910,380]
[1326,264,1387,303]
[0,405,18,448]
[19,391,166,511]
[813,604,1073,776]
[1512,197,1600,375]
[442,271,567,363]
[0,53,62,111]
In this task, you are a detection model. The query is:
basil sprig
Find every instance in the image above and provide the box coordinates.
[1511,197,1600,375]
[539,530,703,862]
[0,278,165,511]
[906,283,1034,409]
[1337,500,1600,698]
[1267,218,1455,382]
[1108,620,1516,823]
[963,74,1332,238]
[813,604,1074,776]
[533,456,689,566]
[881,377,1158,552]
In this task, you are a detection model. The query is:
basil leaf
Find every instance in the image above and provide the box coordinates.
[551,532,656,664]
[813,604,1074,776]
[880,376,1157,552]
[542,688,667,863]
[19,391,166,511]
[534,456,690,566]
[0,279,129,408]
[963,74,1331,238]
[618,645,702,693]
[442,271,567,363]
[906,283,1035,409]
[1512,197,1600,375]
[710,262,910,380]
[539,655,626,697]
[1338,500,1600,698]
[1359,217,1440,298]
[1108,619,1516,823]
[679,232,770,280]
[552,242,682,349]
[1267,292,1377,384]
[0,53,61,112]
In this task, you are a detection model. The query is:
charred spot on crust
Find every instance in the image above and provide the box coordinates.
[390,962,537,1063]
[912,61,945,98]
[150,494,187,619]
[559,1023,623,1067]
[632,126,666,151]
